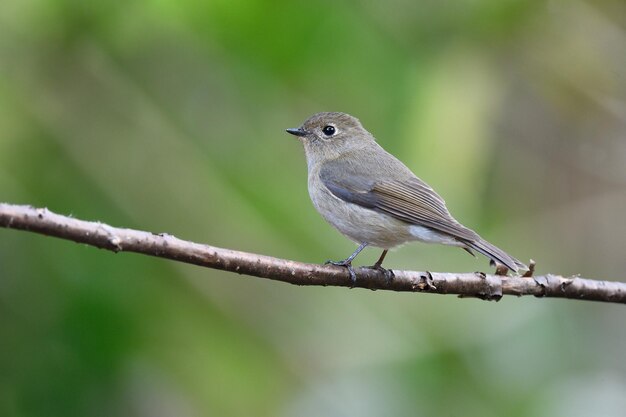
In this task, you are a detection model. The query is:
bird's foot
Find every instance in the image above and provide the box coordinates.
[325,259,357,286]
[367,263,394,285]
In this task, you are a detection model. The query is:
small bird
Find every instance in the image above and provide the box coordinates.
[286,112,526,282]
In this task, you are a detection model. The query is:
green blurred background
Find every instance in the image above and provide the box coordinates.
[1,0,625,416]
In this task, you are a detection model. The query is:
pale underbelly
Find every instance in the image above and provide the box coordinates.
[311,188,461,249]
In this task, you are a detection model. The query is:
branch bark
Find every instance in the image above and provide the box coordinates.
[1,203,624,304]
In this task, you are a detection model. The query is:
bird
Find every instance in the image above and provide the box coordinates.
[286,112,527,282]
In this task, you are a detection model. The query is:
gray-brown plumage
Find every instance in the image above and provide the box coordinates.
[286,112,526,280]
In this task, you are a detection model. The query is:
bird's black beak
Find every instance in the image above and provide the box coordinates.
[286,127,308,137]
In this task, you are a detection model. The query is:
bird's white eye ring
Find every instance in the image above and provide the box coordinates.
[322,125,336,136]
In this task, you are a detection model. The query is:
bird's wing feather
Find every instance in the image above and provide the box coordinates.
[320,157,479,241]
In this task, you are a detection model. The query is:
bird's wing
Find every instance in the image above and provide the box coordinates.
[319,158,479,241]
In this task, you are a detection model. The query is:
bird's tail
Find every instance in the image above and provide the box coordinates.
[465,237,526,273]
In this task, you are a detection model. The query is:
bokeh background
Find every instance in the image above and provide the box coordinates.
[1,0,626,416]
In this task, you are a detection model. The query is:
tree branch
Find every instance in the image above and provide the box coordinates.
[1,203,624,304]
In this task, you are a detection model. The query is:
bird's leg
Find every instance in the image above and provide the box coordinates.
[325,242,368,285]
[367,249,394,284]
[372,249,388,268]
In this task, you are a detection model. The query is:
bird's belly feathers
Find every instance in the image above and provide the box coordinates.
[308,171,464,249]
[308,175,414,248]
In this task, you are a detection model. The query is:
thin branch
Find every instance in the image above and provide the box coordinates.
[1,203,624,304]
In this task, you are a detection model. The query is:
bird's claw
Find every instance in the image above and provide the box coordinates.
[367,264,394,285]
[325,259,357,286]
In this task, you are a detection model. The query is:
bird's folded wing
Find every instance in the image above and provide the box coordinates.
[320,164,478,242]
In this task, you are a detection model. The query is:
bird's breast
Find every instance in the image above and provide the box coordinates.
[307,169,414,248]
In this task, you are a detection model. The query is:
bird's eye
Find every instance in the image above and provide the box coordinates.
[322,125,336,136]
